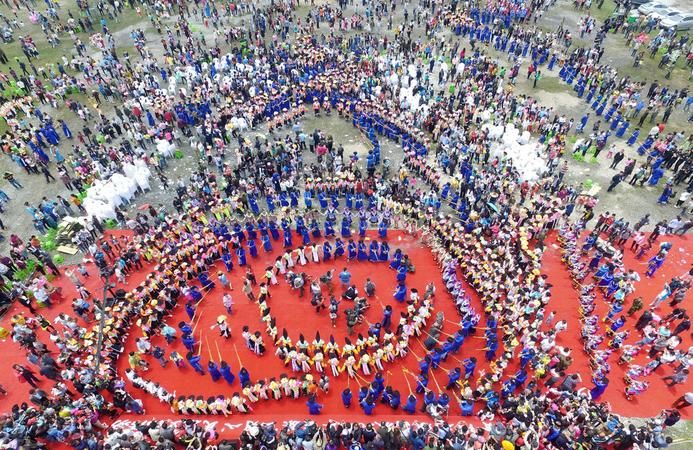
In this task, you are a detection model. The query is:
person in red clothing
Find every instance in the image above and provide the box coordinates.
[132,105,142,121]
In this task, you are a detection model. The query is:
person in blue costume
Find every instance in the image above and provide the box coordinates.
[238,367,251,388]
[220,361,235,385]
[358,386,368,403]
[190,286,203,303]
[301,228,311,246]
[485,390,500,410]
[355,193,364,210]
[368,240,379,262]
[283,229,293,248]
[646,253,665,277]
[236,246,247,266]
[307,395,323,415]
[294,216,305,234]
[258,219,268,236]
[501,379,516,398]
[486,339,498,361]
[590,376,609,400]
[657,183,673,204]
[446,367,461,389]
[182,333,196,352]
[582,233,597,252]
[588,251,603,271]
[514,368,528,386]
[245,222,257,240]
[452,331,465,352]
[520,347,535,369]
[358,217,367,237]
[598,270,613,289]
[60,119,72,139]
[438,393,450,411]
[269,221,280,240]
[378,242,390,261]
[463,357,477,379]
[606,278,620,298]
[430,349,443,369]
[595,101,607,116]
[381,387,392,406]
[304,191,313,209]
[616,120,629,138]
[233,223,245,243]
[266,194,276,213]
[360,396,376,415]
[325,219,336,237]
[179,321,193,336]
[279,193,290,208]
[311,220,321,238]
[341,387,353,408]
[367,382,381,401]
[396,265,407,284]
[389,249,402,269]
[341,216,352,237]
[460,399,474,416]
[389,390,401,409]
[347,239,357,260]
[208,362,222,382]
[378,219,388,239]
[402,394,417,414]
[221,250,234,272]
[248,239,258,258]
[326,206,337,223]
[186,351,205,375]
[261,234,272,253]
[586,87,596,103]
[248,195,260,215]
[289,191,299,208]
[576,113,589,133]
[594,263,609,281]
[627,129,640,146]
[334,238,345,257]
[198,272,215,291]
[323,241,332,260]
[393,282,407,302]
[422,391,437,412]
[318,192,328,209]
[373,373,385,393]
[346,192,354,209]
[357,240,368,261]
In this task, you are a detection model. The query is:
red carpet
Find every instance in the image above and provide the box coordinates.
[542,232,692,418]
[0,230,690,428]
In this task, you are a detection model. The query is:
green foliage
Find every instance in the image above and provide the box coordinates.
[39,228,58,251]
[13,260,38,282]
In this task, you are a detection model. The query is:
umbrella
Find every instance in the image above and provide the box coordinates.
[487,202,499,213]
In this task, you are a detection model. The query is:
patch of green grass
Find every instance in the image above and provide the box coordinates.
[534,76,568,94]
[0,3,143,74]
[589,0,619,23]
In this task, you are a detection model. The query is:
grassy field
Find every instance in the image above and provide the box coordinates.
[0,2,148,133]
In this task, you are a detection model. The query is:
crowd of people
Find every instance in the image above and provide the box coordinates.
[0,0,690,448]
